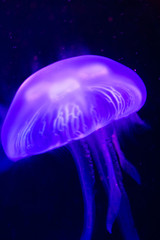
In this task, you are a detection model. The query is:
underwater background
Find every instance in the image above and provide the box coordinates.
[0,0,159,239]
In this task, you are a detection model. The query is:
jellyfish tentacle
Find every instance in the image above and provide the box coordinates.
[68,140,95,240]
[112,132,141,184]
[88,132,122,233]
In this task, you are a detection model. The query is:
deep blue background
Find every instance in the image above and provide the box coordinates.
[0,0,159,239]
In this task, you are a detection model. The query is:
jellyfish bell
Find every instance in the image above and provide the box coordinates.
[1,55,146,240]
[1,55,146,160]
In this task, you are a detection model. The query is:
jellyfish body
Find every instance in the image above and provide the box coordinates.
[1,55,146,239]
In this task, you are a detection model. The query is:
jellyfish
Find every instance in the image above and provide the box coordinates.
[1,55,146,240]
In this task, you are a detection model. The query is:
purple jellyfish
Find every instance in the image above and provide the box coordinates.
[1,55,146,240]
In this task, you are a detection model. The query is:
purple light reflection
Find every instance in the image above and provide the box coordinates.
[1,55,146,239]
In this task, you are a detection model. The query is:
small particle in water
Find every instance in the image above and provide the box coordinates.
[108,17,113,22]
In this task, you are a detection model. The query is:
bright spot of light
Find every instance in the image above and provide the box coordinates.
[49,78,80,100]
[78,64,109,80]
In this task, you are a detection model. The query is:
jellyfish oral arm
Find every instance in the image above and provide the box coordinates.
[117,192,140,240]
[68,139,95,240]
[87,127,140,239]
[112,132,141,184]
[88,131,122,233]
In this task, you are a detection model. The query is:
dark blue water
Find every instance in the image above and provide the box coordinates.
[0,0,159,239]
